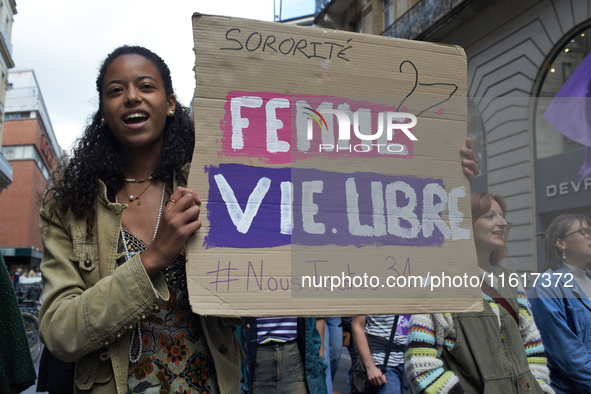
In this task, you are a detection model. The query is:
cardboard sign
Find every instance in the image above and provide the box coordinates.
[187,13,482,316]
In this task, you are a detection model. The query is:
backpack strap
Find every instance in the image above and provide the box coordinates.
[481,281,519,325]
[380,315,400,374]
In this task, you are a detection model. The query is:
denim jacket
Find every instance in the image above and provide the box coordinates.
[528,264,591,394]
[39,171,243,393]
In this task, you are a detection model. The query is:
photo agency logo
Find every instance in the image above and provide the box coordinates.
[303,106,418,154]
[219,92,421,164]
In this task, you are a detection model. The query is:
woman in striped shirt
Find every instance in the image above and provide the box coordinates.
[353,314,411,393]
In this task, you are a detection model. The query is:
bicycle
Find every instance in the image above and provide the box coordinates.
[20,304,42,362]
[16,282,43,362]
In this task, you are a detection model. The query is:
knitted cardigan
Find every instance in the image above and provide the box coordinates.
[405,269,553,394]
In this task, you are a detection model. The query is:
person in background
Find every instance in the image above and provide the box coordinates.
[38,45,242,393]
[28,266,41,278]
[317,317,343,393]
[528,213,591,393]
[238,317,327,394]
[405,192,554,393]
[340,316,359,392]
[36,347,76,394]
[12,267,22,287]
[236,137,477,394]
[353,314,411,394]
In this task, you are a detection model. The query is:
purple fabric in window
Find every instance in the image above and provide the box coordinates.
[543,52,591,181]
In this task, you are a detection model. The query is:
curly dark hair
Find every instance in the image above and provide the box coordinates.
[46,45,194,233]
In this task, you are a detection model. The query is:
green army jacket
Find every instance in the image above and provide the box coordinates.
[39,172,242,393]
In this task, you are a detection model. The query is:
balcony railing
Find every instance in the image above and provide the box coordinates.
[382,0,474,40]
[315,0,333,16]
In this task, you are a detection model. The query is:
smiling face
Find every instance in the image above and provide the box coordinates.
[557,219,591,268]
[101,54,175,153]
[473,199,508,256]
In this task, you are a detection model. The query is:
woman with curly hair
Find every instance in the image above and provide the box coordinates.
[39,45,242,393]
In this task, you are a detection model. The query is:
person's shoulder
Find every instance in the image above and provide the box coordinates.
[40,193,76,224]
[39,192,64,225]
[528,267,567,297]
[493,263,516,275]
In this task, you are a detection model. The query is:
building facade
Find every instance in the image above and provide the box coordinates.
[0,69,61,272]
[315,0,591,273]
[0,0,16,192]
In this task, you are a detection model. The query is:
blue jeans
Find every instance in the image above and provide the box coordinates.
[252,340,308,394]
[324,317,343,392]
[374,364,404,394]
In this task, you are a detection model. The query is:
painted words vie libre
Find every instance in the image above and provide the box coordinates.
[205,91,470,249]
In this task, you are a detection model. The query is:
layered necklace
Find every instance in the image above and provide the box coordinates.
[124,176,155,206]
[115,182,166,363]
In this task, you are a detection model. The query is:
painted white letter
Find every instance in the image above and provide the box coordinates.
[302,181,325,234]
[231,96,263,150]
[448,187,470,240]
[280,181,293,235]
[266,98,290,153]
[422,183,451,239]
[346,178,386,236]
[385,181,420,238]
[214,174,271,234]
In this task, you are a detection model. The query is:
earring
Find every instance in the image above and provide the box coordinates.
[101,117,105,125]
[168,110,174,117]
[562,250,566,261]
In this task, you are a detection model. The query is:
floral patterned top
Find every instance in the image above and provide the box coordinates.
[119,229,218,393]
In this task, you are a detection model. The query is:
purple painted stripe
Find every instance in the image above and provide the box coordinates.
[204,164,446,249]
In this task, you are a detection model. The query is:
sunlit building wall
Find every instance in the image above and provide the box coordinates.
[315,0,591,274]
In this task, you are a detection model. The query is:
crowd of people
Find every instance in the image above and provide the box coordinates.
[25,45,591,393]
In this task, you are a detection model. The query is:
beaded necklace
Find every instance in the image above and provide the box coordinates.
[115,182,166,363]
[124,175,153,183]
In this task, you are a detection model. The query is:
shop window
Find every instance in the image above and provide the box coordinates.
[2,145,13,159]
[383,0,393,30]
[1,144,50,179]
[534,27,591,159]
